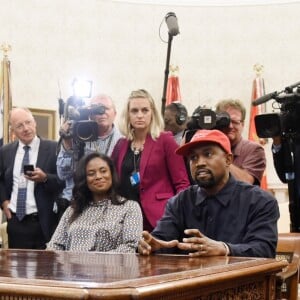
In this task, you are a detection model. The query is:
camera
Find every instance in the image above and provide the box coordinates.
[60,96,106,143]
[185,106,231,142]
[254,85,300,139]
[254,81,300,233]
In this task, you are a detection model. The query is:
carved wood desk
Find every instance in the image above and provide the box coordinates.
[0,249,286,299]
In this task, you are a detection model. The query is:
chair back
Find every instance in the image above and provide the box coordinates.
[276,232,300,300]
[277,232,300,281]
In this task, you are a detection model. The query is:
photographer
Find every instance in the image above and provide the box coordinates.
[272,135,300,201]
[253,81,300,231]
[163,102,189,145]
[215,99,266,185]
[56,94,123,219]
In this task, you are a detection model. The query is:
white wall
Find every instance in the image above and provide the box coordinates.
[1,0,295,230]
[1,1,300,113]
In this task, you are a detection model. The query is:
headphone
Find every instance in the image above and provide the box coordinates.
[171,102,188,125]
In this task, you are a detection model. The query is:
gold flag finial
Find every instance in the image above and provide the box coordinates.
[169,64,179,76]
[0,43,12,57]
[253,63,264,77]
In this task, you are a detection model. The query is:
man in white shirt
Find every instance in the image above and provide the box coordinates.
[0,107,64,249]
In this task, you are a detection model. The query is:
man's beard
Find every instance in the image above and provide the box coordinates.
[194,176,216,188]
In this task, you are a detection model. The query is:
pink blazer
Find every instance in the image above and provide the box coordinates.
[112,132,190,230]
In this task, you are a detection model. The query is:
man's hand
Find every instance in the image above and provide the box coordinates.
[138,231,178,256]
[59,121,73,150]
[177,229,227,257]
[2,200,12,220]
[272,136,282,146]
[25,167,47,183]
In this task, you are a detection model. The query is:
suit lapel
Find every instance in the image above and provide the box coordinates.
[139,135,155,179]
[7,142,19,177]
[36,139,47,168]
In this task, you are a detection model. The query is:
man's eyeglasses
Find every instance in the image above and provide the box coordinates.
[230,119,243,126]
[14,120,34,131]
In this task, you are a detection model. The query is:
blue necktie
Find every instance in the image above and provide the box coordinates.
[16,145,30,221]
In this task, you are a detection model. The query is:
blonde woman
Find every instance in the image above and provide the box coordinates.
[112,89,190,231]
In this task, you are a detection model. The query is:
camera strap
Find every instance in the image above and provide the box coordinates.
[103,134,114,155]
[94,133,114,155]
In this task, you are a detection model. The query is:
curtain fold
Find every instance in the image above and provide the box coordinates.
[166,65,181,105]
[249,67,268,190]
[0,45,12,146]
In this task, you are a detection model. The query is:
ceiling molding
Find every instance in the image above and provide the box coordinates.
[112,0,300,6]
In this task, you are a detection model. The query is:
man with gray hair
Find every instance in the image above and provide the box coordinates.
[0,107,64,248]
[56,94,123,218]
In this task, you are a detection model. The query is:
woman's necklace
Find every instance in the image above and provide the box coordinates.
[131,141,144,155]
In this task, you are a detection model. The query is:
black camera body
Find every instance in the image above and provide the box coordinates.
[67,120,98,143]
[255,90,300,139]
[76,105,106,121]
[185,106,231,142]
[60,96,106,143]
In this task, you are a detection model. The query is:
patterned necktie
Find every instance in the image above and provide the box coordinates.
[16,145,30,221]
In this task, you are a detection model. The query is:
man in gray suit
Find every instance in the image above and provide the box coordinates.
[0,107,64,249]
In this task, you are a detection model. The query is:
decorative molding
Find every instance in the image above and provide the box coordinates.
[112,0,300,7]
[30,108,56,140]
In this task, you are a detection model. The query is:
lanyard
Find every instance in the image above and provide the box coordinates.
[133,151,141,172]
[104,134,113,155]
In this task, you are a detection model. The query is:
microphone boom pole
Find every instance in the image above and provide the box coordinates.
[161,12,179,116]
[161,33,174,115]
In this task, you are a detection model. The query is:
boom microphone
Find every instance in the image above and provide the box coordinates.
[165,12,179,36]
[58,98,65,116]
[252,91,278,106]
[284,81,300,93]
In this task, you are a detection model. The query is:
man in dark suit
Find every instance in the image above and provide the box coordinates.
[0,107,64,249]
[272,135,300,232]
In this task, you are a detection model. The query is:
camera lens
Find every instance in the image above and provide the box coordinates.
[74,121,98,142]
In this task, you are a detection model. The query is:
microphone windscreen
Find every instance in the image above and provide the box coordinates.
[252,92,277,106]
[165,12,179,36]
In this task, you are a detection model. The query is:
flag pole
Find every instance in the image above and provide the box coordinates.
[0,43,12,145]
[249,63,268,190]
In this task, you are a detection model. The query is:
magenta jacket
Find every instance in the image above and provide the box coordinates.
[111,132,190,230]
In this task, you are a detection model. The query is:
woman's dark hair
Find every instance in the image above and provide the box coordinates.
[69,152,123,223]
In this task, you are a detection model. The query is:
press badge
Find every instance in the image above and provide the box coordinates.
[130,171,140,186]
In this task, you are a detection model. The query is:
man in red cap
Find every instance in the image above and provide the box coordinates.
[138,129,279,258]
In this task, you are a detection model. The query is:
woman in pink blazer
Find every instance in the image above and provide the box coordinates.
[111,89,190,231]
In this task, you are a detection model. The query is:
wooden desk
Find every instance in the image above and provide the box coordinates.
[0,249,286,299]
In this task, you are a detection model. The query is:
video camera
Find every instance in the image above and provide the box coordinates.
[253,81,300,140]
[185,106,231,142]
[60,95,106,143]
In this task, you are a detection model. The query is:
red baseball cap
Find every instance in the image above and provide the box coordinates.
[176,129,232,156]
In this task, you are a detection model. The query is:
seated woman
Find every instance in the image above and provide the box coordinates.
[47,152,143,252]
